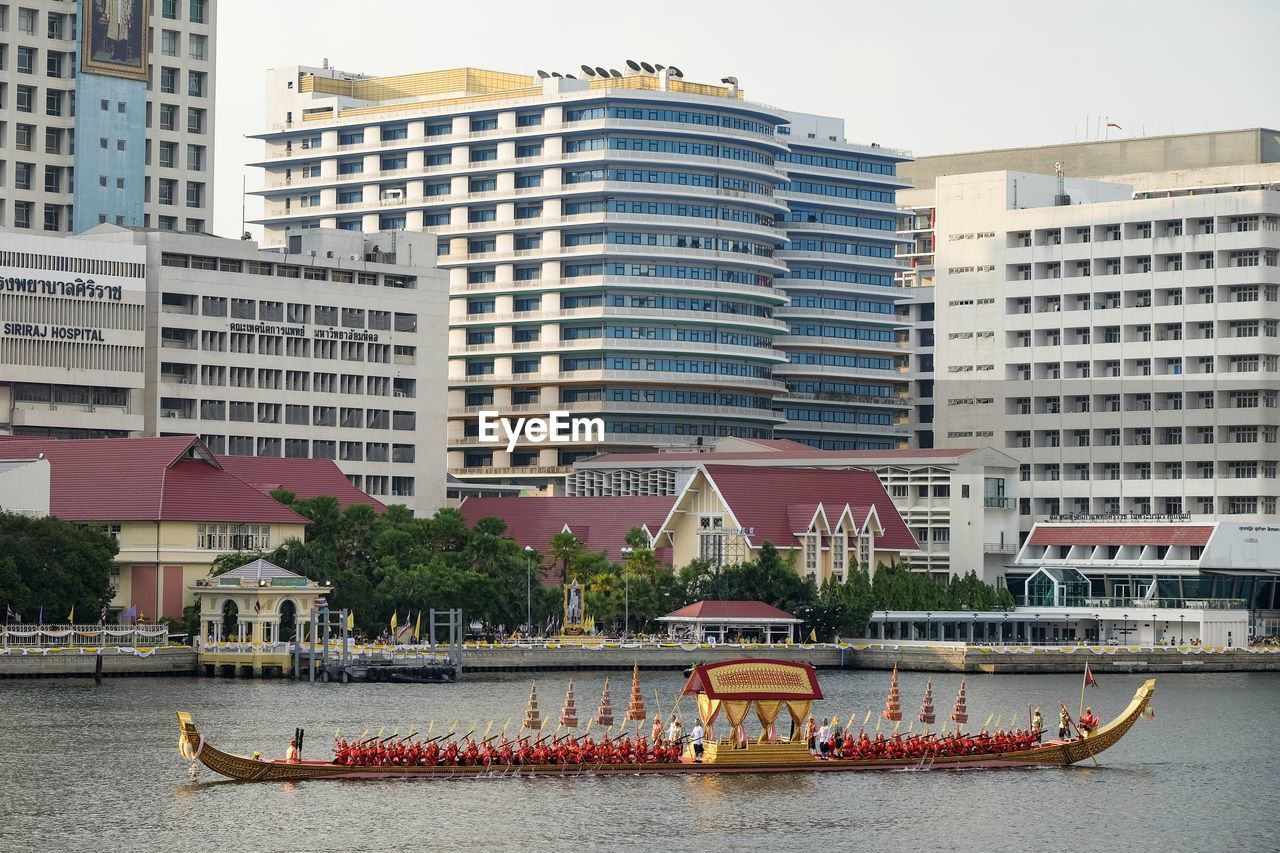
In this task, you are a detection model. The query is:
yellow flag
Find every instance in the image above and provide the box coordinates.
[415,610,422,641]
[346,611,354,632]
[390,611,398,634]
[67,605,75,624]
[807,628,817,644]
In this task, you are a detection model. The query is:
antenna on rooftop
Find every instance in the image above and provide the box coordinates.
[1054,161,1071,206]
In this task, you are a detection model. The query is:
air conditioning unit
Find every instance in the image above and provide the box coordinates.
[300,141,310,150]
[383,188,404,201]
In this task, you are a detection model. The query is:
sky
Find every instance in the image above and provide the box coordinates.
[212,0,1280,239]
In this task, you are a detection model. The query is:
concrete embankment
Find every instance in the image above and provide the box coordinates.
[846,642,1280,674]
[0,647,196,679]
[462,644,848,672]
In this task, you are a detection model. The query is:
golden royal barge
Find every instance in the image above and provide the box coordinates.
[176,659,1155,782]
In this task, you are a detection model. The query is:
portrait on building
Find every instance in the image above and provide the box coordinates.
[563,580,584,635]
[81,0,150,81]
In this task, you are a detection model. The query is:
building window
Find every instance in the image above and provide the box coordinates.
[699,516,726,567]
[160,66,177,94]
[189,34,208,61]
[190,0,206,24]
[160,104,178,131]
[188,108,206,135]
[161,30,179,57]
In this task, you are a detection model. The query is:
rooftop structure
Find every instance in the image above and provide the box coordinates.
[901,128,1280,191]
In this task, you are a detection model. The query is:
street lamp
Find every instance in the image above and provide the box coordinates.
[926,611,932,642]
[973,612,979,645]
[1180,614,1185,644]
[1123,613,1129,643]
[1152,613,1158,647]
[1095,613,1101,646]
[524,545,535,637]
[883,610,890,640]
[1034,613,1040,646]
[619,546,634,639]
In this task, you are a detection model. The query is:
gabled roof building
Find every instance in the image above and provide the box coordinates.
[0,435,381,620]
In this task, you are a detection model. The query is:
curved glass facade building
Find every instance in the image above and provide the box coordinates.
[773,113,914,450]
[251,65,911,485]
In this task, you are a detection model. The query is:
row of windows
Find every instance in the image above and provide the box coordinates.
[776,151,898,176]
[562,106,773,136]
[785,295,897,315]
[787,324,896,342]
[780,209,897,232]
[787,352,897,370]
[561,136,774,165]
[780,181,895,204]
[785,380,897,399]
[784,239,896,259]
[783,267,895,287]
[561,261,772,287]
[783,409,895,425]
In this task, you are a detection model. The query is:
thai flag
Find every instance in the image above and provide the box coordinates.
[4,604,15,623]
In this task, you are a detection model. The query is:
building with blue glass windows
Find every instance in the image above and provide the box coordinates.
[773,112,913,450]
[250,64,911,487]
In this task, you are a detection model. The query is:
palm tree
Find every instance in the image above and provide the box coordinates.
[549,531,582,585]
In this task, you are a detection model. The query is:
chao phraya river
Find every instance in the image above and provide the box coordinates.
[0,670,1274,852]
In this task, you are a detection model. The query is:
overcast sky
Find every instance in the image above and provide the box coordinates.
[213,0,1280,238]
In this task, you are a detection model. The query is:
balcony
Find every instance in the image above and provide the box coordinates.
[983,496,1015,509]
[983,542,1018,554]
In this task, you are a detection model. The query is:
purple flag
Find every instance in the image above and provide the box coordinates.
[122,604,138,620]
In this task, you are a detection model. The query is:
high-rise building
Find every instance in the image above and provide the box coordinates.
[0,0,215,234]
[915,168,1280,534]
[249,63,911,488]
[773,112,914,450]
[0,225,449,513]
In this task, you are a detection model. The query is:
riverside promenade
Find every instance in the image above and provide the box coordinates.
[5,637,1280,678]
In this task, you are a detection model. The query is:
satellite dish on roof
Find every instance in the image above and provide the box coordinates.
[668,66,684,78]
[653,63,665,71]
[580,64,596,76]
[595,66,609,78]
[640,61,656,73]
[721,76,738,86]
[566,74,576,79]
[536,70,549,79]
[551,71,563,78]
[626,59,641,71]
[608,69,622,78]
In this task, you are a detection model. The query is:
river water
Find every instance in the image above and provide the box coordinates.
[0,669,1274,852]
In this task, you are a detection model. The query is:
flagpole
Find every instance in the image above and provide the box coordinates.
[1079,664,1088,721]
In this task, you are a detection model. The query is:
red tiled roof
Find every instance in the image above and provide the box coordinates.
[0,436,307,524]
[584,447,980,465]
[215,455,386,512]
[1028,525,1216,547]
[702,464,918,552]
[662,600,799,621]
[459,496,676,565]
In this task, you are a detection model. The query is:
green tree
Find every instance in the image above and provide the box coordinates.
[549,531,583,585]
[0,513,117,623]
